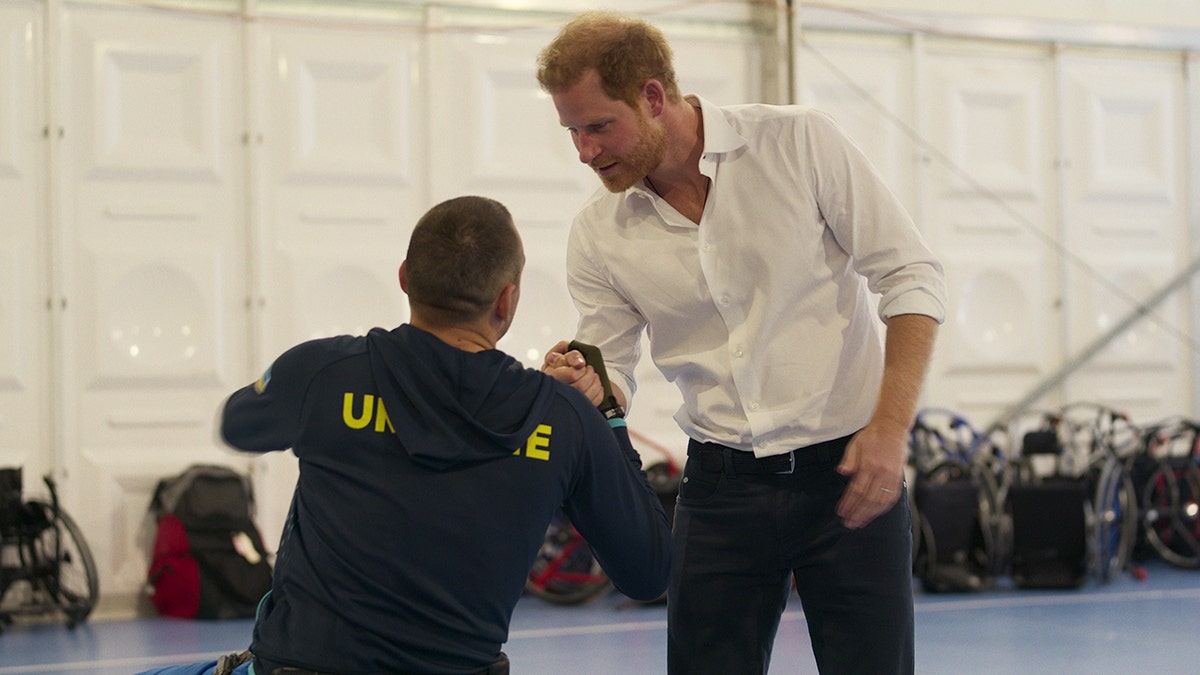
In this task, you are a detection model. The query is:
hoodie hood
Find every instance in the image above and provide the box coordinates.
[366,324,555,471]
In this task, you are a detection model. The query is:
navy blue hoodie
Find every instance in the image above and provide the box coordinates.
[220,324,672,674]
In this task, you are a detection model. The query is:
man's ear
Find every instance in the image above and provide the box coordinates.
[398,261,409,294]
[494,283,519,326]
[642,79,666,116]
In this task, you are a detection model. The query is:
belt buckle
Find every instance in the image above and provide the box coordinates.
[775,451,795,475]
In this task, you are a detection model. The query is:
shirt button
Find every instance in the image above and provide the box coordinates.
[734,348,744,358]
[702,243,713,253]
[749,402,760,411]
[720,295,731,305]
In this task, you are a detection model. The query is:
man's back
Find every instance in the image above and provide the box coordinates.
[222,324,671,674]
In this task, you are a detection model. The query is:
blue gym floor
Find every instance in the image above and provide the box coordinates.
[2,561,1199,674]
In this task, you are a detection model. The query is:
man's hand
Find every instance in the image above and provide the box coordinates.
[836,313,936,529]
[541,340,606,406]
[835,423,907,529]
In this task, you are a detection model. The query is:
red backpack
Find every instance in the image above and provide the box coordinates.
[146,465,273,619]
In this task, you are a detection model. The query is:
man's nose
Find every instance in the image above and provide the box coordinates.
[575,133,600,165]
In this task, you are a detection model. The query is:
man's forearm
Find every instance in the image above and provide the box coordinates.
[871,313,938,435]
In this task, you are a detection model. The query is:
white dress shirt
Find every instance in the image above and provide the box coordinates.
[567,96,947,457]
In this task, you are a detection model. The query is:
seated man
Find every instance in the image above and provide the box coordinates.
[138,195,672,675]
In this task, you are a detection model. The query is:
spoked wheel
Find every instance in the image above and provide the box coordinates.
[526,510,611,605]
[33,500,99,627]
[1091,462,1138,582]
[1141,460,1200,569]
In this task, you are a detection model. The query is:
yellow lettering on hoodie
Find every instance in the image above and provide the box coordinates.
[374,397,395,433]
[343,393,373,429]
[342,393,396,433]
[521,424,552,461]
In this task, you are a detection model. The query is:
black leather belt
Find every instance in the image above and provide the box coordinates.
[255,653,508,675]
[687,435,851,476]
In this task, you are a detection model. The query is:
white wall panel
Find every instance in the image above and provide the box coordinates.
[57,6,248,606]
[799,30,1196,428]
[0,4,48,479]
[670,28,764,105]
[1058,51,1190,422]
[256,25,420,357]
[87,49,222,179]
[249,22,426,548]
[798,32,916,209]
[919,44,1058,424]
[278,47,413,182]
[82,253,222,384]
[427,26,594,211]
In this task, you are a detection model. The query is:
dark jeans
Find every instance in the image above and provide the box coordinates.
[667,436,914,675]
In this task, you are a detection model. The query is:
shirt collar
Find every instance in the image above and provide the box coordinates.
[688,95,746,157]
[627,95,747,203]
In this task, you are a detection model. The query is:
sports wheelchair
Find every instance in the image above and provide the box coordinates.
[997,403,1141,587]
[525,507,613,605]
[526,430,679,606]
[0,467,99,632]
[1133,417,1200,568]
[908,408,1009,592]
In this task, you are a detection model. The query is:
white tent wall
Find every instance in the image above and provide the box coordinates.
[0,0,1196,618]
[806,0,1200,32]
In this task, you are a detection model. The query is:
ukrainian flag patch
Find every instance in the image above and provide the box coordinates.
[253,366,272,394]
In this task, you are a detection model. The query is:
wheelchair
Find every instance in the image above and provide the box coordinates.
[0,467,99,632]
[908,408,1008,592]
[1134,418,1200,568]
[999,403,1141,587]
[524,507,613,605]
[525,451,679,606]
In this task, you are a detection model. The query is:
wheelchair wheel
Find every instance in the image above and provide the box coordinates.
[526,510,611,605]
[28,499,99,627]
[1091,461,1138,582]
[1141,460,1200,569]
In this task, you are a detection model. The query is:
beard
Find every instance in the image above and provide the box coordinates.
[593,112,667,193]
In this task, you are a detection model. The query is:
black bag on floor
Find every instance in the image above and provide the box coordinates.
[147,464,273,619]
[1009,478,1089,589]
[914,476,994,592]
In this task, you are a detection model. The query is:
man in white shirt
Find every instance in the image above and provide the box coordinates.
[536,11,947,675]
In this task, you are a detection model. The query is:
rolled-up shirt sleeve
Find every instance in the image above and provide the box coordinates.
[803,109,947,325]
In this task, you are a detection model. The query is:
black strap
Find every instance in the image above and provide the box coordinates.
[568,340,625,420]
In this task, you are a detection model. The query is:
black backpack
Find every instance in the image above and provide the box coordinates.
[146,465,273,619]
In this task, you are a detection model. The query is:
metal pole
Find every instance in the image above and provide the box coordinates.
[786,0,796,104]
